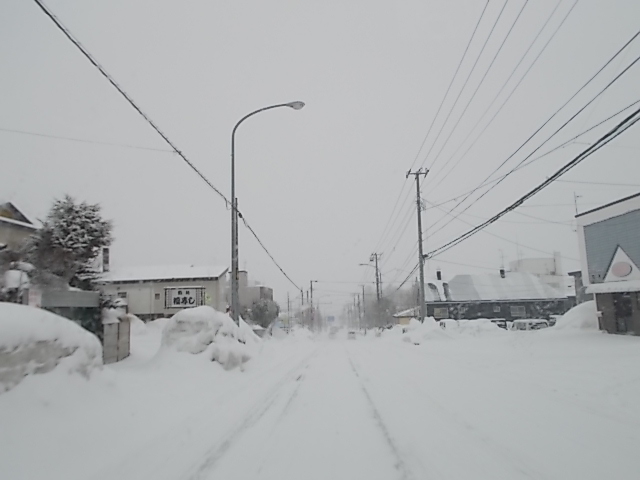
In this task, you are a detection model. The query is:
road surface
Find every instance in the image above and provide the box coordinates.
[3,329,640,480]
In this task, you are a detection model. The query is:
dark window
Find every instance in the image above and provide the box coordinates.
[155,293,160,300]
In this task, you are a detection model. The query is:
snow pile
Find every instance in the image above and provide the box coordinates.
[147,317,170,332]
[402,318,450,344]
[554,301,599,331]
[0,302,102,393]
[159,306,259,370]
[456,319,506,337]
[127,314,147,335]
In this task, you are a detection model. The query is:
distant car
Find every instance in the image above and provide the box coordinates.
[347,330,356,340]
[511,319,549,331]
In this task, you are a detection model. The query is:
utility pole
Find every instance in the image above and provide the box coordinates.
[407,168,428,323]
[370,253,382,328]
[361,284,366,329]
[287,292,291,332]
[370,253,382,301]
[310,280,317,331]
[356,293,361,329]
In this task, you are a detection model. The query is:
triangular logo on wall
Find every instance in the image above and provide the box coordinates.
[603,246,640,282]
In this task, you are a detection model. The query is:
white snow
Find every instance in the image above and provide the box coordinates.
[586,279,640,294]
[448,271,566,300]
[1,299,640,480]
[160,306,259,369]
[554,300,599,330]
[0,302,102,393]
[101,264,228,282]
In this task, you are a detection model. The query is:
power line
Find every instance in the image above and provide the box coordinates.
[426,0,569,191]
[371,1,490,255]
[426,104,640,258]
[0,127,173,152]
[33,0,302,291]
[421,0,509,171]
[427,33,640,237]
[423,97,640,211]
[428,0,529,173]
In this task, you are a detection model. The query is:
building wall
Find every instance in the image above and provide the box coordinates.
[239,285,274,309]
[426,299,569,321]
[102,278,226,319]
[0,222,34,250]
[583,209,640,284]
[596,292,640,335]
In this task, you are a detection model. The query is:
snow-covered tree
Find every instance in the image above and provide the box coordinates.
[249,298,280,328]
[26,195,112,288]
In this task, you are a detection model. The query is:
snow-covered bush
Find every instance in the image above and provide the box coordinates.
[0,302,102,393]
[401,317,450,344]
[160,306,260,370]
[554,301,599,331]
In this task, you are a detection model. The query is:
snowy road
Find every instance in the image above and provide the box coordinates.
[3,326,640,480]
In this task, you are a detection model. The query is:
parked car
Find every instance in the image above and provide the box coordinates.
[490,319,508,329]
[510,319,549,331]
[347,330,356,340]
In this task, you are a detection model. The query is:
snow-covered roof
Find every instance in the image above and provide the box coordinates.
[447,272,566,301]
[393,307,417,318]
[0,215,37,230]
[586,279,640,294]
[0,201,36,229]
[102,265,229,283]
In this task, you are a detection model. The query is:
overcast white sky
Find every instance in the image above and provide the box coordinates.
[2,0,640,315]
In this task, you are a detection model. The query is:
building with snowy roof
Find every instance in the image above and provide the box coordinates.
[100,263,229,321]
[0,202,37,251]
[394,271,570,322]
[577,191,640,335]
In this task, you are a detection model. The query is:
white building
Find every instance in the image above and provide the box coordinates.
[101,265,229,320]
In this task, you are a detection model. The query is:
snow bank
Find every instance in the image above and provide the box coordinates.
[554,301,599,331]
[401,318,450,344]
[0,302,102,393]
[457,319,506,336]
[159,306,259,370]
[147,317,170,331]
[127,314,147,336]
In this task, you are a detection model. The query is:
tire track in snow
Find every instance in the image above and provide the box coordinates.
[346,351,415,480]
[89,347,317,480]
[183,349,318,480]
[354,343,550,480]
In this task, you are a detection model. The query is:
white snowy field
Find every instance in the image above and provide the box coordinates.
[2,311,640,480]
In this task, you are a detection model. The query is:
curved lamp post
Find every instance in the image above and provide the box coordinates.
[230,101,305,323]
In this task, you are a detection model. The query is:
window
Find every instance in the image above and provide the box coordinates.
[493,305,501,313]
[117,292,127,299]
[510,306,526,317]
[433,307,449,319]
[155,293,160,300]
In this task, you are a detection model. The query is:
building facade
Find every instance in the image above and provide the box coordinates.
[0,202,37,250]
[101,265,229,321]
[577,192,640,335]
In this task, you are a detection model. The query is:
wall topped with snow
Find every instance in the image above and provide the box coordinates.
[0,302,102,393]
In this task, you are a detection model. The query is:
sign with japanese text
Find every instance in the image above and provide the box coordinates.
[164,287,204,309]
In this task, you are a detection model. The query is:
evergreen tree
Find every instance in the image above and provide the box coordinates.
[26,195,112,288]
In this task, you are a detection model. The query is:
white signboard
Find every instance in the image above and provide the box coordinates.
[165,287,204,309]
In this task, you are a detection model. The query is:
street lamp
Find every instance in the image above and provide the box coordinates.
[230,101,305,323]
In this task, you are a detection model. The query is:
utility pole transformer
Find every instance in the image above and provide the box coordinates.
[407,168,429,323]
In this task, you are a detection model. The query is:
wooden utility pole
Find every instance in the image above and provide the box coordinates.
[407,168,428,323]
